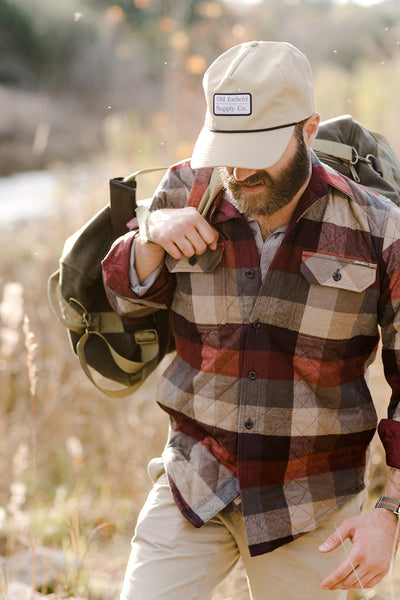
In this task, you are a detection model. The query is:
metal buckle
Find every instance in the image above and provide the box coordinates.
[134,329,159,345]
[69,297,91,331]
[365,153,384,177]
[349,146,359,165]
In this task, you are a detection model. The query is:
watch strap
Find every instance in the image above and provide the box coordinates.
[375,496,400,516]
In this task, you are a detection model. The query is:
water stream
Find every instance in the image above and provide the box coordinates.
[0,170,58,228]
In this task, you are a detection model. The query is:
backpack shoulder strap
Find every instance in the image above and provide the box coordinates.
[186,167,224,216]
[312,138,356,164]
[109,167,168,237]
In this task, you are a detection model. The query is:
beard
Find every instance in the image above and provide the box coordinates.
[219,130,311,217]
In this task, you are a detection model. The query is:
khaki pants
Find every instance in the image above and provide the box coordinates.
[120,463,361,600]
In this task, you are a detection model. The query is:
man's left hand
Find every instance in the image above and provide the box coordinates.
[319,509,399,590]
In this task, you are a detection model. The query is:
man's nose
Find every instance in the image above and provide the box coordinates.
[233,167,258,181]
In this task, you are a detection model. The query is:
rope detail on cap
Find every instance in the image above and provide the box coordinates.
[208,121,300,134]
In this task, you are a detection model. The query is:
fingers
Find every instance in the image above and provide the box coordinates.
[321,558,363,590]
[148,208,219,259]
[195,217,219,251]
[167,233,208,260]
[320,554,357,590]
[321,561,381,590]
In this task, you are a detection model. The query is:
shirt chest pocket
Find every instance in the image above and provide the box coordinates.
[165,247,223,274]
[301,251,377,292]
[299,251,378,339]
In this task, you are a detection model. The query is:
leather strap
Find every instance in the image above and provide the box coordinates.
[76,329,159,399]
[312,138,357,164]
[109,167,168,238]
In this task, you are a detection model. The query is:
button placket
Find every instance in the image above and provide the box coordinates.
[237,260,263,439]
[240,367,257,432]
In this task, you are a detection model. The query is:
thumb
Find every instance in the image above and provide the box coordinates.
[319,521,352,553]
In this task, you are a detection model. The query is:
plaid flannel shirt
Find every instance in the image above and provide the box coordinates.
[102,155,400,556]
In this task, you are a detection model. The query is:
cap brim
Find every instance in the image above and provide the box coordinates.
[190,125,295,170]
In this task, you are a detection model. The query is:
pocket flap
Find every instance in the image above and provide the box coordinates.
[301,251,377,292]
[165,246,223,273]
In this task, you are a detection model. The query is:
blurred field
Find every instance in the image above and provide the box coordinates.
[0,162,399,600]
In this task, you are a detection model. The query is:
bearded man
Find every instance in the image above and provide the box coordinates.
[102,41,400,600]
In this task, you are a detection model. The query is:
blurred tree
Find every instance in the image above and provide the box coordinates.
[86,0,205,26]
[0,0,39,86]
[29,8,98,92]
[2,0,400,172]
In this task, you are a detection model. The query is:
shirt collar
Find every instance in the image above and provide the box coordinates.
[210,152,354,226]
[290,151,354,224]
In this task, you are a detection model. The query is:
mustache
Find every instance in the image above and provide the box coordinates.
[225,171,273,188]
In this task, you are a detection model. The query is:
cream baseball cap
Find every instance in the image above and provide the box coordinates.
[191,41,314,170]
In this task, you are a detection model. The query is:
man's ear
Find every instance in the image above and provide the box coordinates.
[303,113,320,148]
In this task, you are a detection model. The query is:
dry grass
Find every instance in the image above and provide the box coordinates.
[0,165,398,599]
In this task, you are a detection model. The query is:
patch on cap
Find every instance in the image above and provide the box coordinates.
[213,93,252,116]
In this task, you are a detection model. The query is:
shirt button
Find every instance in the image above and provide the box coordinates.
[188,255,197,266]
[248,370,257,380]
[244,419,254,430]
[332,269,342,281]
[245,269,255,279]
[253,320,261,329]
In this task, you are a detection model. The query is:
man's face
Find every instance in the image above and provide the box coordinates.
[219,126,311,217]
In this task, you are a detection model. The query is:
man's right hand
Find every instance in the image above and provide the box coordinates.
[147,207,219,259]
[134,207,219,283]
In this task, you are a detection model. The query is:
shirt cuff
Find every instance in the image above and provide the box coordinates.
[129,238,163,297]
[378,419,400,469]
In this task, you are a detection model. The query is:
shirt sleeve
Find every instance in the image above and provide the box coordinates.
[378,420,400,469]
[377,203,400,468]
[129,238,163,297]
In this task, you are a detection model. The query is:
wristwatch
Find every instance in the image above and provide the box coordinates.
[375,496,400,517]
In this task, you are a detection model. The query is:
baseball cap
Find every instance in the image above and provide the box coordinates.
[190,41,314,170]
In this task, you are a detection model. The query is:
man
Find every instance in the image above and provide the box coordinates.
[102,41,400,599]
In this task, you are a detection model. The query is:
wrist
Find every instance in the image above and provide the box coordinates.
[139,213,158,245]
[135,233,164,256]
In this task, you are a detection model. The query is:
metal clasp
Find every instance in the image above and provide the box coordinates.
[346,148,361,182]
[69,297,91,331]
